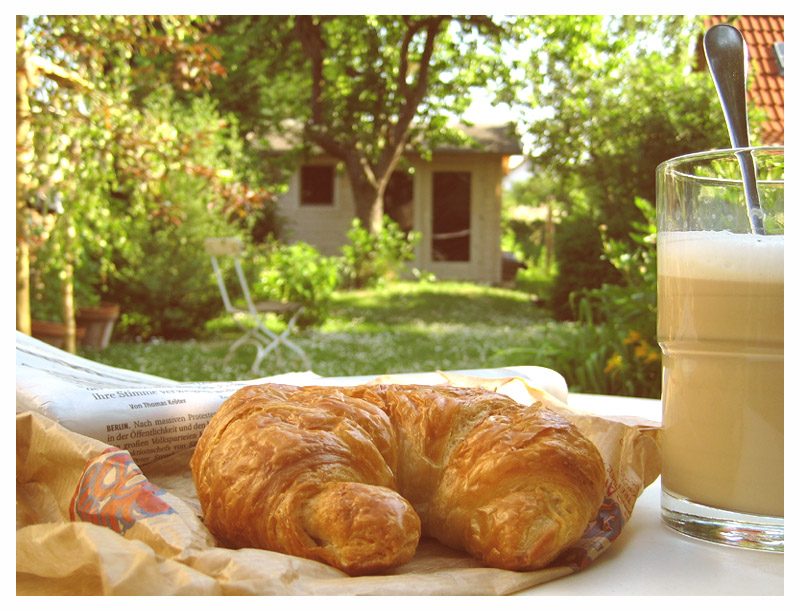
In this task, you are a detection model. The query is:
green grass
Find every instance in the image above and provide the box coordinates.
[78,279,662,398]
[81,281,551,383]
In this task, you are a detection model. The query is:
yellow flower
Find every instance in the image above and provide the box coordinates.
[623,330,642,345]
[644,349,660,364]
[634,342,650,359]
[604,352,624,374]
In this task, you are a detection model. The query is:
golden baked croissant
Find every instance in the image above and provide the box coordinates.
[190,383,605,576]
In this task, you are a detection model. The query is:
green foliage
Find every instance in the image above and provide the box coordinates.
[550,213,621,320]
[339,216,421,289]
[29,264,65,322]
[103,94,259,340]
[572,198,660,396]
[502,217,539,264]
[21,16,273,335]
[206,15,531,228]
[252,242,341,329]
[496,317,660,398]
[513,265,556,303]
[505,16,724,330]
[21,15,284,344]
[26,53,123,312]
[498,198,660,398]
[501,207,557,269]
[250,216,421,329]
[522,15,730,241]
[109,214,229,341]
[209,15,521,154]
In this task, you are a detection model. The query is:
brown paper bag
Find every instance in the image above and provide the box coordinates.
[16,377,660,595]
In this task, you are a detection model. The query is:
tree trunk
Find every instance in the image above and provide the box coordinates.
[16,234,31,334]
[350,175,385,234]
[366,192,384,235]
[60,211,78,354]
[16,16,32,335]
[544,199,555,268]
[343,155,397,235]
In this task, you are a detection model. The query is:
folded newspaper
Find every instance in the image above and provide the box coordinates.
[15,331,571,465]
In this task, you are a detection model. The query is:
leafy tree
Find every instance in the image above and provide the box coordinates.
[16,15,271,350]
[520,15,730,239]
[208,15,527,233]
[502,165,572,268]
[207,15,730,244]
[103,94,263,340]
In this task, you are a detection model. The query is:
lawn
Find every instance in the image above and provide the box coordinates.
[82,280,553,383]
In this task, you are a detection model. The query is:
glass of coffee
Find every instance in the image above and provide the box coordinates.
[656,147,784,551]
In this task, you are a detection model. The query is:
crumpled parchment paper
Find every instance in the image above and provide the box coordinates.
[16,373,660,595]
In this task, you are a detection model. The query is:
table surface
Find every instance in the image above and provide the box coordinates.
[521,392,784,596]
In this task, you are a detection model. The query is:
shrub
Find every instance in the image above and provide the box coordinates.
[550,212,621,320]
[108,206,235,340]
[496,315,660,398]
[252,241,340,329]
[513,264,555,302]
[81,93,278,341]
[339,216,421,289]
[502,216,547,265]
[497,198,660,398]
[573,197,659,396]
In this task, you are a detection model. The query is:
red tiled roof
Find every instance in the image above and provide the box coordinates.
[703,15,784,145]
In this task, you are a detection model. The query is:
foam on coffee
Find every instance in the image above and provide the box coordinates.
[658,230,784,282]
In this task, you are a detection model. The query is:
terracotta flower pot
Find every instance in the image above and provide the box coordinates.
[76,302,120,349]
[31,319,86,350]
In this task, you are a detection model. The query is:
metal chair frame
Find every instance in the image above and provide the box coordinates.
[205,237,310,373]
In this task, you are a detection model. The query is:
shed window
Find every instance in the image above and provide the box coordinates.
[300,165,335,205]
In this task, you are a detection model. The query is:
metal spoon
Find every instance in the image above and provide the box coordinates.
[704,24,765,234]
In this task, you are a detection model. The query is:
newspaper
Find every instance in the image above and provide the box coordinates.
[15,331,570,465]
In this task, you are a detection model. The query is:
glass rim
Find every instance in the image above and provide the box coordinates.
[657,146,784,185]
[657,146,784,174]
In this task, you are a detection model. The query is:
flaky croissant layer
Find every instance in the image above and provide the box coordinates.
[190,383,605,575]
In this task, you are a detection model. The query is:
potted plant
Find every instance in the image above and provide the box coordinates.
[27,195,119,352]
[29,255,120,351]
[29,262,88,349]
[76,301,120,349]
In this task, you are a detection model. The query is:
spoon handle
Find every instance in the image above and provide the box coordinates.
[704,24,765,234]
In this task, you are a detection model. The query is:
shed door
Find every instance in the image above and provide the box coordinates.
[432,171,471,261]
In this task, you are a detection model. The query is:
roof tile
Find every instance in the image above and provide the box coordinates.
[703,15,784,145]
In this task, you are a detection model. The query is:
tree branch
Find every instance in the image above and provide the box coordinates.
[29,54,93,91]
[383,16,447,174]
[398,16,447,102]
[293,15,351,159]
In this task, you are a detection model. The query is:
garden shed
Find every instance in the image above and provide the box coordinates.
[269,123,523,285]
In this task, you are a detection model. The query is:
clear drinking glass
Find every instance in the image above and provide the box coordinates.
[656,147,784,551]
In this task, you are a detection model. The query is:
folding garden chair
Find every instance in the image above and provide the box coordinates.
[205,237,310,373]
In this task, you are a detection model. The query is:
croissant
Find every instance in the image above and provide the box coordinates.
[190,383,605,576]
